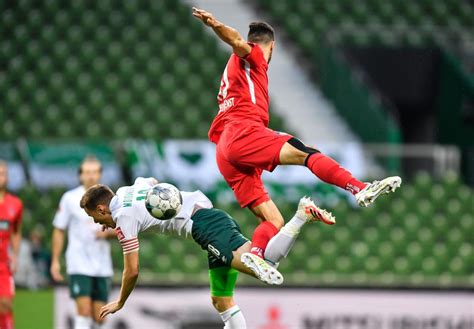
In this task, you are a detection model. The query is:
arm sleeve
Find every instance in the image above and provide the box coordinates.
[242,43,266,68]
[133,177,157,187]
[52,194,71,230]
[115,215,140,254]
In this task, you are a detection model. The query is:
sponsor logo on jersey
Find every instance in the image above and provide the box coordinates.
[0,220,10,231]
[218,97,235,113]
[207,244,220,258]
[115,227,125,240]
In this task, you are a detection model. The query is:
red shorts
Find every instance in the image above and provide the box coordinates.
[216,122,293,208]
[0,272,15,298]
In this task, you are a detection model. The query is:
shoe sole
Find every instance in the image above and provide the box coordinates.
[241,253,284,285]
[308,207,336,225]
[358,177,402,207]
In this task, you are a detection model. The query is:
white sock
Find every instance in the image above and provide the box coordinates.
[264,214,306,266]
[220,305,246,329]
[74,315,93,329]
[92,322,104,329]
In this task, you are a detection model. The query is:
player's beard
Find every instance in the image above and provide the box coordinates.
[267,47,273,64]
[0,186,6,198]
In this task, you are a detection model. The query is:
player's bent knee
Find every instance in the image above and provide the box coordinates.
[288,138,319,155]
[281,138,320,165]
[270,217,284,229]
[211,296,235,313]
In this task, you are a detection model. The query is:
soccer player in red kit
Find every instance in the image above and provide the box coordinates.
[192,8,401,260]
[0,161,22,329]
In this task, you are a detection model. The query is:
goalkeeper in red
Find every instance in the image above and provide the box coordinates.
[192,8,401,259]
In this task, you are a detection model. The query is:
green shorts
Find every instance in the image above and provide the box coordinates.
[69,275,110,302]
[191,208,249,269]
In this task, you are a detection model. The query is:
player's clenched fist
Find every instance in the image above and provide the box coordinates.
[192,7,218,27]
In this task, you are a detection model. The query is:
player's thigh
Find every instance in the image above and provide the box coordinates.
[75,296,93,316]
[0,274,14,313]
[91,277,110,322]
[92,300,106,323]
[230,241,254,276]
[250,199,285,229]
[69,275,93,316]
[0,297,12,314]
[227,127,293,171]
[91,277,110,304]
[193,209,250,267]
[217,157,270,208]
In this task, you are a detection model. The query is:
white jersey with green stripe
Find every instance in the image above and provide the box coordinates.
[110,177,213,254]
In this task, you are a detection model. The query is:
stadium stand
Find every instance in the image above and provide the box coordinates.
[256,0,473,72]
[19,173,473,287]
[2,0,472,290]
[0,0,286,140]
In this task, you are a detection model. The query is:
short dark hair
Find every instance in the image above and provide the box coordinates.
[80,184,114,211]
[78,155,102,175]
[248,22,275,44]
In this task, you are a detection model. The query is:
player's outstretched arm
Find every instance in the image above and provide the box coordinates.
[192,7,251,57]
[100,251,139,319]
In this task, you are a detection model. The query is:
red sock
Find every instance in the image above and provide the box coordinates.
[0,312,13,329]
[306,153,366,195]
[250,221,279,258]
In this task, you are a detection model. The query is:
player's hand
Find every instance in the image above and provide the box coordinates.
[50,260,64,282]
[9,255,17,274]
[96,228,111,239]
[96,227,116,239]
[192,7,218,27]
[100,300,123,319]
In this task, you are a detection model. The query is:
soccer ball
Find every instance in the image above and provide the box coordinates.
[145,183,182,220]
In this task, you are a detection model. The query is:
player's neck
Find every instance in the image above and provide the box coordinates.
[0,190,6,202]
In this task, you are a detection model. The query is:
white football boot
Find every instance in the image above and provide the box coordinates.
[355,176,402,207]
[296,196,336,225]
[241,252,284,285]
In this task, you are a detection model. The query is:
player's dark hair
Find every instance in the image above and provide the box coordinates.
[78,155,102,175]
[248,22,275,44]
[80,184,114,211]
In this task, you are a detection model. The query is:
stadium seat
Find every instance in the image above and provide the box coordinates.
[0,1,290,141]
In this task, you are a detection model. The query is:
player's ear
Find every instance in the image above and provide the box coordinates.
[97,204,106,215]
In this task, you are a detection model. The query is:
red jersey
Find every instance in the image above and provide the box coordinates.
[208,43,270,144]
[0,193,22,274]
